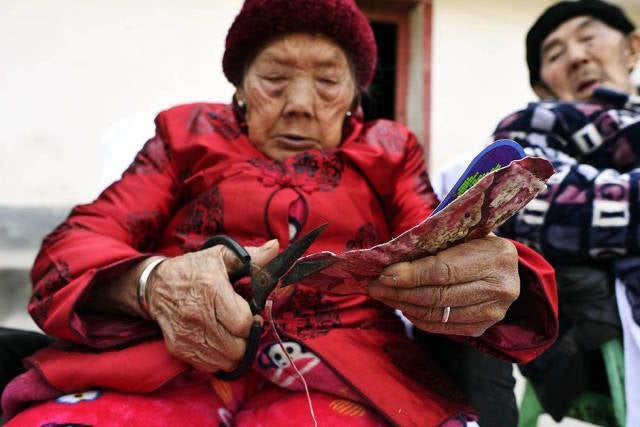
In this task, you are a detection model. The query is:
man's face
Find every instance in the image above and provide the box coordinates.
[538,16,640,101]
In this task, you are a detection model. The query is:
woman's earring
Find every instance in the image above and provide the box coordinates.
[232,95,248,134]
[345,110,352,118]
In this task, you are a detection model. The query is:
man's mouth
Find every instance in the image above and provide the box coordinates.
[575,79,601,97]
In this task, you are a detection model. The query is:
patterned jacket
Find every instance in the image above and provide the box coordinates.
[493,87,640,325]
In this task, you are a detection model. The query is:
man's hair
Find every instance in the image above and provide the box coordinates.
[526,0,635,88]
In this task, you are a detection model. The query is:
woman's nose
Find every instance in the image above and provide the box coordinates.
[282,79,314,118]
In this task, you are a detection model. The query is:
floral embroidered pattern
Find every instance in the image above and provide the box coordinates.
[41,222,83,249]
[416,170,438,205]
[248,151,344,192]
[175,186,225,251]
[126,136,170,176]
[278,290,341,339]
[208,106,243,141]
[124,210,165,252]
[185,104,243,141]
[29,260,70,326]
[365,121,405,155]
[346,223,378,250]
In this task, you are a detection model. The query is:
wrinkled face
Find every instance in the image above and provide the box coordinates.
[236,33,356,162]
[538,16,640,101]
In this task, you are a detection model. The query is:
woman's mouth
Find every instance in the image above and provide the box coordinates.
[278,134,317,149]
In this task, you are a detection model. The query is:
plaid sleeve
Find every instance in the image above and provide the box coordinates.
[492,100,640,263]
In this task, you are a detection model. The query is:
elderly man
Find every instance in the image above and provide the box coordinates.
[493,0,640,424]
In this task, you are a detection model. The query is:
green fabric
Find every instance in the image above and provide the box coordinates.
[601,339,626,427]
[518,338,626,427]
[518,381,543,427]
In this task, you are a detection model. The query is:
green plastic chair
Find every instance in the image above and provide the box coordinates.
[518,338,625,427]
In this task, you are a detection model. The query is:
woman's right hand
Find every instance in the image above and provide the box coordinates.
[145,239,279,373]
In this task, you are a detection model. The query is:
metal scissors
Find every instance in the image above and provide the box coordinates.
[200,223,329,381]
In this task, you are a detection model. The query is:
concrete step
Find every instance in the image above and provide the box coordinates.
[0,249,36,269]
[0,206,67,331]
[0,206,69,250]
[0,268,39,331]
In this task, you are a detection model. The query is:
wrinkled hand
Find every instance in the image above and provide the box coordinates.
[368,235,520,337]
[146,239,279,372]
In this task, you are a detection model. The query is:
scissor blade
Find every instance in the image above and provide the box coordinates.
[280,258,337,286]
[250,223,327,311]
[262,223,328,281]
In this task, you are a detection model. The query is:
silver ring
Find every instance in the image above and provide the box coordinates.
[441,306,451,323]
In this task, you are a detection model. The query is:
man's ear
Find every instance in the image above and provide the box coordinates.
[625,30,640,73]
[532,82,555,100]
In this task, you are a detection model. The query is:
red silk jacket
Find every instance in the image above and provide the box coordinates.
[24,103,558,426]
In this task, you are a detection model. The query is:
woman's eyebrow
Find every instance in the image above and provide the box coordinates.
[312,59,342,71]
[258,50,343,68]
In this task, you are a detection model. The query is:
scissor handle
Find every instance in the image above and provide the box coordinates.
[201,235,252,283]
[215,320,262,381]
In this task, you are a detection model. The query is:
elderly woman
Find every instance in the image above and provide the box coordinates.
[1,0,557,425]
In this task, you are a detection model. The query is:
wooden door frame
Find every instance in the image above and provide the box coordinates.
[357,0,432,163]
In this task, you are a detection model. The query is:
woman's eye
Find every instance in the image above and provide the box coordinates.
[317,78,338,86]
[264,75,286,82]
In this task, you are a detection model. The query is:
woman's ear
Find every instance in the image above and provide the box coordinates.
[349,94,360,114]
[233,86,246,102]
[234,88,246,108]
[625,30,640,73]
[232,88,249,133]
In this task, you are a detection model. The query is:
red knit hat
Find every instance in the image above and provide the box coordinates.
[223,0,378,92]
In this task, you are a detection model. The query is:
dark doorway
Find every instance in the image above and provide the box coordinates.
[361,21,397,121]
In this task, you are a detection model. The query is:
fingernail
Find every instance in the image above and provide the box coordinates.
[378,274,398,287]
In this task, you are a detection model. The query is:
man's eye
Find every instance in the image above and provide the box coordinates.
[581,34,595,43]
[544,50,562,64]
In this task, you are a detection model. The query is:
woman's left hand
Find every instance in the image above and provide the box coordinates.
[368,235,520,337]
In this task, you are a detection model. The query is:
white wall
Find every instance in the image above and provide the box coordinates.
[0,0,242,206]
[2,0,640,206]
[430,0,640,172]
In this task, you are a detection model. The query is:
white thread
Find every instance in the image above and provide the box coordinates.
[266,300,318,427]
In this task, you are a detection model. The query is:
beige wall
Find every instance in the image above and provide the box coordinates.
[2,0,640,206]
[0,0,243,205]
[430,0,640,172]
